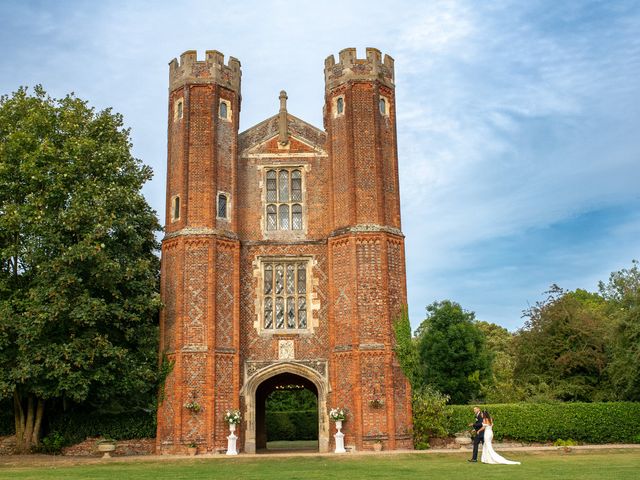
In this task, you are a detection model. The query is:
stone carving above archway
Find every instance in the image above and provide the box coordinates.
[240,360,330,454]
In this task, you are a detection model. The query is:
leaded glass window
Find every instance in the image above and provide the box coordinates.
[298,296,307,328]
[219,101,228,119]
[291,170,302,201]
[264,297,273,329]
[262,259,309,331]
[264,168,304,232]
[379,97,386,115]
[275,297,285,329]
[292,204,302,230]
[217,193,228,219]
[336,97,344,115]
[278,170,289,201]
[266,204,277,230]
[172,196,180,221]
[279,205,289,230]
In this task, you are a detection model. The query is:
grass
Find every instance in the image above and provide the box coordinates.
[1,450,639,480]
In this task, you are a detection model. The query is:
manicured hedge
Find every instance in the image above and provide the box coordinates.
[47,410,156,446]
[446,402,640,443]
[266,410,318,441]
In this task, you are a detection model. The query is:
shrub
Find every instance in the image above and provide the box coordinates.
[47,410,156,447]
[411,386,450,450]
[446,402,640,443]
[36,432,66,454]
[553,438,578,447]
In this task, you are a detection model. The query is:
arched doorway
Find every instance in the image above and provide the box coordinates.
[256,372,317,452]
[241,362,330,454]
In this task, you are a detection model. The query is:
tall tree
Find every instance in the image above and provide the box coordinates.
[599,260,640,400]
[513,286,613,402]
[476,321,523,403]
[416,300,492,404]
[0,86,161,452]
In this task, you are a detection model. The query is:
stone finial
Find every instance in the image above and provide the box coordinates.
[278,90,289,146]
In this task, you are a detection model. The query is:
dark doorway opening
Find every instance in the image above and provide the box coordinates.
[255,372,319,452]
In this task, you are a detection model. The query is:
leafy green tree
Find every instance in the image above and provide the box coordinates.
[476,321,524,403]
[513,286,613,402]
[416,300,492,404]
[0,86,161,452]
[599,260,640,400]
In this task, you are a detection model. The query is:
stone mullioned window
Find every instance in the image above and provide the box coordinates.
[265,168,303,231]
[262,259,308,330]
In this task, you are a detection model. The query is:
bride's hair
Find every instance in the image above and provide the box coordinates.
[482,411,492,423]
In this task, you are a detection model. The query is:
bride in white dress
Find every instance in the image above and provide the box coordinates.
[479,411,521,465]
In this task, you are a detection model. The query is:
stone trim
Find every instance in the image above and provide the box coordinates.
[251,255,320,336]
[243,152,328,159]
[240,360,330,454]
[329,224,404,237]
[163,227,238,241]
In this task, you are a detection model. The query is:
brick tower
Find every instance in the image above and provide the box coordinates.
[324,48,411,450]
[158,48,412,454]
[157,50,242,453]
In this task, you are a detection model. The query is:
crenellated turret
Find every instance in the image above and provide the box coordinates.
[324,47,394,91]
[324,48,401,231]
[169,50,241,92]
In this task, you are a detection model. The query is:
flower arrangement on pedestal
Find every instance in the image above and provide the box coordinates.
[224,409,241,456]
[224,409,242,425]
[329,407,347,454]
[329,407,346,422]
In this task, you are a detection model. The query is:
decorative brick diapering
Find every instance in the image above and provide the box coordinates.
[158,48,412,454]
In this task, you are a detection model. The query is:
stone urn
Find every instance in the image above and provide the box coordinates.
[226,423,238,455]
[373,441,383,452]
[334,420,346,454]
[97,440,116,458]
[187,446,197,456]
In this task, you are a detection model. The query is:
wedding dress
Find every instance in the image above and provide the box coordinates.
[480,423,521,465]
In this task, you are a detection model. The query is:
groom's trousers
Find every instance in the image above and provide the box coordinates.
[471,431,484,460]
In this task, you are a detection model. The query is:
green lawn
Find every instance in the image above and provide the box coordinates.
[1,450,638,480]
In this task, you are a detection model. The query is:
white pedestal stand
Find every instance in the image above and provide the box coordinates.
[226,423,238,455]
[334,420,346,454]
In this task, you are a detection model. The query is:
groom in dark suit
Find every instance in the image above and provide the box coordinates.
[468,406,484,462]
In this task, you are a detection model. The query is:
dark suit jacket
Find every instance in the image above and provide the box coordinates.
[472,413,484,439]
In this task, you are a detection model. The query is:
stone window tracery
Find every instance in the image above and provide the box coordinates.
[265,168,304,231]
[261,258,309,331]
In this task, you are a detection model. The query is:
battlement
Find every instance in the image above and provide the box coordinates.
[169,50,241,92]
[324,48,394,91]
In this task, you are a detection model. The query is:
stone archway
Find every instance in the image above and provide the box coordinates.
[241,362,330,454]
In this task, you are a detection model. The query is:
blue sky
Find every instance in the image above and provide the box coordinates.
[1,0,638,331]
